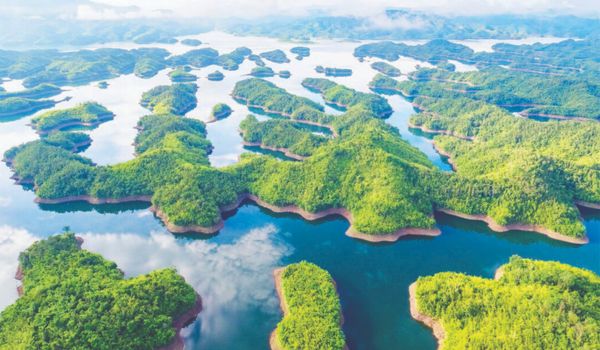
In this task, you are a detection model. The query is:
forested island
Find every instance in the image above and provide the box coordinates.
[290,46,310,60]
[302,78,393,118]
[31,102,114,134]
[250,66,276,78]
[411,256,599,349]
[207,70,225,81]
[181,38,202,46]
[260,49,290,64]
[5,76,597,242]
[140,83,198,115]
[271,262,346,350]
[169,67,197,83]
[0,232,201,349]
[208,103,232,122]
[370,61,401,77]
[0,97,57,121]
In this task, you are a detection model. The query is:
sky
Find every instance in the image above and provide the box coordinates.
[1,0,599,20]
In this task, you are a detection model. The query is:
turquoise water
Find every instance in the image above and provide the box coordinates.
[0,32,597,350]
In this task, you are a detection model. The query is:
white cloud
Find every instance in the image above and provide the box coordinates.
[78,0,600,19]
[81,225,291,338]
[0,226,37,310]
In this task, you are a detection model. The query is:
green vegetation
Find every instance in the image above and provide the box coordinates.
[210,103,232,121]
[43,132,92,152]
[371,61,401,77]
[406,67,600,120]
[240,115,327,157]
[250,66,275,77]
[302,78,392,118]
[0,97,56,120]
[133,49,170,79]
[170,47,251,71]
[31,102,114,133]
[98,81,108,89]
[0,83,62,99]
[354,39,475,63]
[279,70,291,78]
[290,47,310,59]
[260,49,290,64]
[181,38,202,46]
[169,68,197,82]
[233,78,325,120]
[207,70,225,81]
[249,54,266,67]
[140,83,198,115]
[323,68,352,77]
[0,232,198,350]
[275,262,346,350]
[414,256,599,349]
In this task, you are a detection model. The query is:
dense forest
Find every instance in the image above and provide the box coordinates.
[31,102,114,133]
[274,262,346,350]
[6,75,598,240]
[413,256,599,349]
[301,78,393,118]
[140,83,198,115]
[0,232,199,349]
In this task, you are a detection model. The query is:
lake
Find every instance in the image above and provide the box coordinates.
[0,32,597,350]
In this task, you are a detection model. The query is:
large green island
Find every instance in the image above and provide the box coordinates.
[411,256,599,349]
[0,232,201,349]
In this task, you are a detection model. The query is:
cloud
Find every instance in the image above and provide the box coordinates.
[78,0,600,19]
[80,225,291,340]
[0,226,37,310]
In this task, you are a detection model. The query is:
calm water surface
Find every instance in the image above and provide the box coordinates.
[0,32,597,350]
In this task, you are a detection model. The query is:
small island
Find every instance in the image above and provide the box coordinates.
[207,70,225,81]
[0,232,201,350]
[181,38,202,46]
[97,81,109,89]
[0,97,56,120]
[290,46,310,60]
[271,261,346,350]
[260,49,290,64]
[278,70,291,78]
[411,256,599,349]
[208,103,233,122]
[249,54,266,67]
[323,67,352,77]
[140,83,198,115]
[169,67,198,83]
[250,66,275,77]
[30,102,114,134]
[371,61,401,77]
[0,83,62,99]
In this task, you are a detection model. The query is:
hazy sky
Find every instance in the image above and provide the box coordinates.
[2,0,600,19]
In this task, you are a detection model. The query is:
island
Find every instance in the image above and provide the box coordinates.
[5,77,597,243]
[322,67,352,77]
[30,102,114,134]
[249,54,266,67]
[207,70,225,81]
[0,232,201,350]
[260,49,290,63]
[290,46,310,60]
[169,67,198,82]
[410,256,599,349]
[271,261,346,350]
[208,103,233,122]
[181,38,202,46]
[0,97,56,121]
[302,77,393,118]
[42,131,92,152]
[98,81,109,89]
[140,83,198,115]
[250,66,275,78]
[278,70,291,78]
[239,115,327,159]
[0,83,62,99]
[370,61,401,77]
[216,47,252,71]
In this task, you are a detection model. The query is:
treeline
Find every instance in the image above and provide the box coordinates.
[140,83,198,115]
[414,256,599,349]
[0,232,198,349]
[31,102,114,133]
